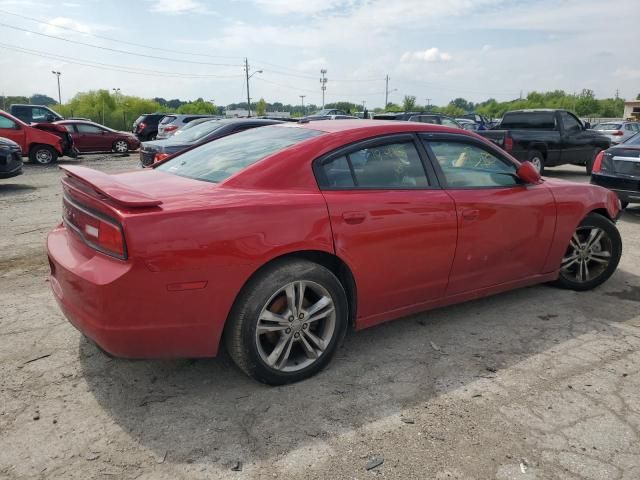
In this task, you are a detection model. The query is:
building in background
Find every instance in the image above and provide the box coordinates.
[623,100,640,120]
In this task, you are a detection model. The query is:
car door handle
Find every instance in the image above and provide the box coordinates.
[461,209,480,221]
[342,211,366,224]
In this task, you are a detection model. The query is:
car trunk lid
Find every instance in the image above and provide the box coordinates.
[603,146,640,178]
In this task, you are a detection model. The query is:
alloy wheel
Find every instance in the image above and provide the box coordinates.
[114,141,128,153]
[561,226,613,283]
[255,280,336,372]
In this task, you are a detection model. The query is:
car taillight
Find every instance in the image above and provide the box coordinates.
[154,153,169,163]
[612,131,624,136]
[62,196,126,259]
[504,135,513,152]
[591,150,605,173]
[137,122,147,132]
[164,125,178,132]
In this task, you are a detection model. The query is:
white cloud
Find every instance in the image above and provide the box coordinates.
[44,17,93,35]
[253,0,358,15]
[401,48,452,63]
[151,0,214,15]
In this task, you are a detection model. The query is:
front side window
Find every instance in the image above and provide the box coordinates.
[560,112,581,132]
[76,124,104,134]
[32,107,50,121]
[0,116,17,129]
[425,140,519,188]
[157,126,322,183]
[441,118,461,128]
[62,124,75,133]
[318,141,429,189]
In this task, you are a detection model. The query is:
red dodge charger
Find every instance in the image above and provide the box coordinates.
[47,120,622,384]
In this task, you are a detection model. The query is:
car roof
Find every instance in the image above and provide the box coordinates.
[287,119,464,134]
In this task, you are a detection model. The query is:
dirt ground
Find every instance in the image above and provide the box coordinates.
[1,155,639,480]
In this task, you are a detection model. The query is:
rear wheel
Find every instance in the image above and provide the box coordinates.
[224,259,348,385]
[29,145,58,165]
[527,150,545,175]
[113,140,129,154]
[552,213,621,291]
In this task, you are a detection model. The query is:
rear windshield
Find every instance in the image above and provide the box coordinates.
[172,120,226,143]
[500,112,556,130]
[156,126,323,183]
[623,133,640,145]
[595,123,622,130]
[160,115,177,125]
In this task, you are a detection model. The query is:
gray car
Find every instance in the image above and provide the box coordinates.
[593,121,640,145]
[156,114,219,139]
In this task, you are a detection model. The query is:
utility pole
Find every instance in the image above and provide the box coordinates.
[615,88,620,100]
[425,98,431,111]
[385,75,390,109]
[300,95,306,116]
[320,69,327,109]
[244,58,262,117]
[51,71,62,104]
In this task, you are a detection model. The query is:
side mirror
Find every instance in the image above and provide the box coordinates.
[584,121,591,130]
[45,114,55,122]
[517,161,542,184]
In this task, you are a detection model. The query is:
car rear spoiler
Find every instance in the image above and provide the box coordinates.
[59,165,162,207]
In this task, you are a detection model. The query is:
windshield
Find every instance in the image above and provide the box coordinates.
[313,109,334,116]
[595,123,622,130]
[169,120,226,143]
[623,132,640,145]
[156,126,323,183]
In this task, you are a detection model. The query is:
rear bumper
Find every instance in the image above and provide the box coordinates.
[47,225,223,358]
[591,173,640,204]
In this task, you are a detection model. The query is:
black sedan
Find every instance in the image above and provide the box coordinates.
[591,132,640,208]
[140,118,283,166]
[0,137,23,179]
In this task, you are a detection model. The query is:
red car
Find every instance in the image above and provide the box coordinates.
[56,120,140,154]
[47,121,622,384]
[0,109,76,164]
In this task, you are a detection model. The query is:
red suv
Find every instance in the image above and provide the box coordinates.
[0,110,77,164]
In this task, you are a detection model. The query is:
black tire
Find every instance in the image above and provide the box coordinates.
[29,145,58,165]
[552,213,622,291]
[224,259,348,385]
[527,150,545,175]
[586,148,602,175]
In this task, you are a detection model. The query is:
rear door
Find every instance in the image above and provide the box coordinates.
[75,123,110,151]
[0,114,26,149]
[421,133,556,295]
[315,134,458,325]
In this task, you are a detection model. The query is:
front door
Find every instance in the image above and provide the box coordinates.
[315,135,458,324]
[422,135,556,295]
[559,111,590,165]
[75,123,110,151]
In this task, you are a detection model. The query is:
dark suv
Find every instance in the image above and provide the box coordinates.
[132,113,168,141]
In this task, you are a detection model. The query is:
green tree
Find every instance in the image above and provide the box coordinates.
[402,95,416,111]
[637,93,640,100]
[255,98,267,116]
[451,97,473,112]
[31,94,58,106]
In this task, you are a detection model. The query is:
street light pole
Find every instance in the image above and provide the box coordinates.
[320,69,327,109]
[51,71,61,104]
[244,58,262,117]
[300,95,306,116]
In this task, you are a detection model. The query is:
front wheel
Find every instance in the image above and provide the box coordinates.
[224,259,348,385]
[552,213,622,291]
[29,145,58,165]
[527,150,545,175]
[113,140,129,154]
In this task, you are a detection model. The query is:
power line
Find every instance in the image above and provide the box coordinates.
[0,42,244,79]
[0,23,242,67]
[0,8,240,60]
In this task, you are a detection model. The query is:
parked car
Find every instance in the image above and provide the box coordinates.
[0,137,23,179]
[132,113,168,141]
[10,104,64,123]
[455,118,479,131]
[407,114,463,129]
[47,120,622,385]
[591,132,640,208]
[0,109,77,164]
[140,118,282,166]
[477,109,611,174]
[156,114,219,140]
[56,120,140,154]
[460,113,491,130]
[373,112,424,121]
[309,108,348,117]
[302,115,359,122]
[592,121,639,145]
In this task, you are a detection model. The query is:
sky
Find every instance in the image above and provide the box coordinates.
[0,0,638,109]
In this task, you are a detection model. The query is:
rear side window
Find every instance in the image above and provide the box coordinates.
[318,141,429,189]
[595,123,622,130]
[76,124,104,134]
[160,116,177,125]
[0,116,18,129]
[500,112,556,130]
[156,126,322,183]
[61,124,75,133]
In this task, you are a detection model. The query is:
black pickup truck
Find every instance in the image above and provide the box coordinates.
[478,109,610,174]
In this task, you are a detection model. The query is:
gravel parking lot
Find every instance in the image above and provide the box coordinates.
[1,155,639,479]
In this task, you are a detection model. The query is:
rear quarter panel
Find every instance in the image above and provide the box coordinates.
[542,179,619,273]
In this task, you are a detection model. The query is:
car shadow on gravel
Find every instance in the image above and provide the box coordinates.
[0,184,37,195]
[79,268,640,467]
